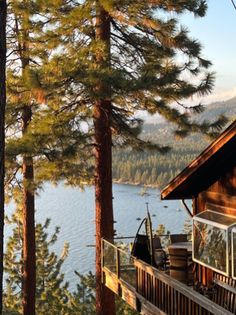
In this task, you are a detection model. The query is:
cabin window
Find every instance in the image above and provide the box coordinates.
[231,228,236,279]
[193,210,236,276]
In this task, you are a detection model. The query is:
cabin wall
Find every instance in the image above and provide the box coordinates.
[194,165,236,287]
[195,165,236,215]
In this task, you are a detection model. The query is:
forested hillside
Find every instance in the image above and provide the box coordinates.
[112,134,208,188]
[113,97,236,188]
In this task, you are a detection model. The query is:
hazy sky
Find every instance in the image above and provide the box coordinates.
[182,0,236,103]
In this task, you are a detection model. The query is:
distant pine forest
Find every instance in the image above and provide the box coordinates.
[112,99,236,188]
[112,123,210,188]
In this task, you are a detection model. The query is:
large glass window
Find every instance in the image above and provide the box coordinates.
[231,229,236,279]
[193,221,227,273]
[193,211,236,276]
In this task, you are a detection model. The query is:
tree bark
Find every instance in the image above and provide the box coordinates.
[94,3,115,315]
[0,0,7,313]
[22,107,36,315]
[21,7,36,314]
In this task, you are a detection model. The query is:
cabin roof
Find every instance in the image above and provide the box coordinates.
[161,120,236,200]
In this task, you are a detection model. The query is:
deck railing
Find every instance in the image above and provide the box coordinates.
[102,238,233,315]
[102,238,136,288]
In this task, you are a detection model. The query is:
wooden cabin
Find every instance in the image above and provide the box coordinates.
[161,119,236,312]
[102,120,236,315]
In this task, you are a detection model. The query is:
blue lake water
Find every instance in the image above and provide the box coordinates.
[5,183,189,290]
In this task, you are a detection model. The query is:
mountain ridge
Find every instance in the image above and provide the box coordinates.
[143,96,236,127]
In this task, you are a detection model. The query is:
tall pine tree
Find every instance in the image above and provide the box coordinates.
[5,1,92,313]
[94,5,115,314]
[0,0,7,313]
[43,1,227,314]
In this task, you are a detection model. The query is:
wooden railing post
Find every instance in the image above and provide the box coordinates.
[116,247,120,279]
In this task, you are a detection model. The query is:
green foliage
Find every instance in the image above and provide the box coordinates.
[70,272,138,315]
[4,209,71,315]
[3,207,138,315]
[112,126,208,188]
[155,224,170,236]
[5,0,93,203]
[183,218,193,235]
[68,271,96,315]
[155,224,170,247]
[116,296,139,315]
[113,146,193,188]
[36,0,227,150]
[112,102,236,188]
[35,220,70,314]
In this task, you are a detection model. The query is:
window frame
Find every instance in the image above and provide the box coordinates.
[193,210,236,277]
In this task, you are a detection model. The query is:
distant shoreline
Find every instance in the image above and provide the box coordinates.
[113,180,160,189]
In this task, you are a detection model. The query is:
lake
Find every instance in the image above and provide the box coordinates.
[5,183,189,290]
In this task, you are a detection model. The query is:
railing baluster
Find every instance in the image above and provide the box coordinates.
[116,246,120,279]
[171,286,174,315]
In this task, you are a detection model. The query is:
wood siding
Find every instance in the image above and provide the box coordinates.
[196,165,236,215]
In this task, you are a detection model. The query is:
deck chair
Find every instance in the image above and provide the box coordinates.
[131,211,158,266]
[131,211,167,269]
[169,248,193,285]
[153,235,167,269]
[131,218,151,264]
[153,235,162,249]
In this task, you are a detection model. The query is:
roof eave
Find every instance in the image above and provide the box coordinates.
[161,121,236,200]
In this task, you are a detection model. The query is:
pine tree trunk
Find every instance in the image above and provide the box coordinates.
[22,107,36,315]
[21,8,36,313]
[94,3,115,315]
[0,0,6,313]
[22,163,35,315]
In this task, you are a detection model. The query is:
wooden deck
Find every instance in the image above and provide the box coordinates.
[102,239,234,315]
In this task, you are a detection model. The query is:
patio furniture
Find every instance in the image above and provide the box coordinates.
[131,218,151,264]
[153,235,167,269]
[170,233,188,244]
[169,247,193,285]
[153,235,162,250]
[168,241,192,253]
[131,213,168,268]
[154,249,168,269]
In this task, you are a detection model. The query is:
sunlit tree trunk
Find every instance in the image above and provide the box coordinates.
[20,6,36,314]
[94,3,115,315]
[0,0,7,313]
[22,107,36,315]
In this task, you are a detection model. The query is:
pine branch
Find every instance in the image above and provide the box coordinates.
[231,0,236,10]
